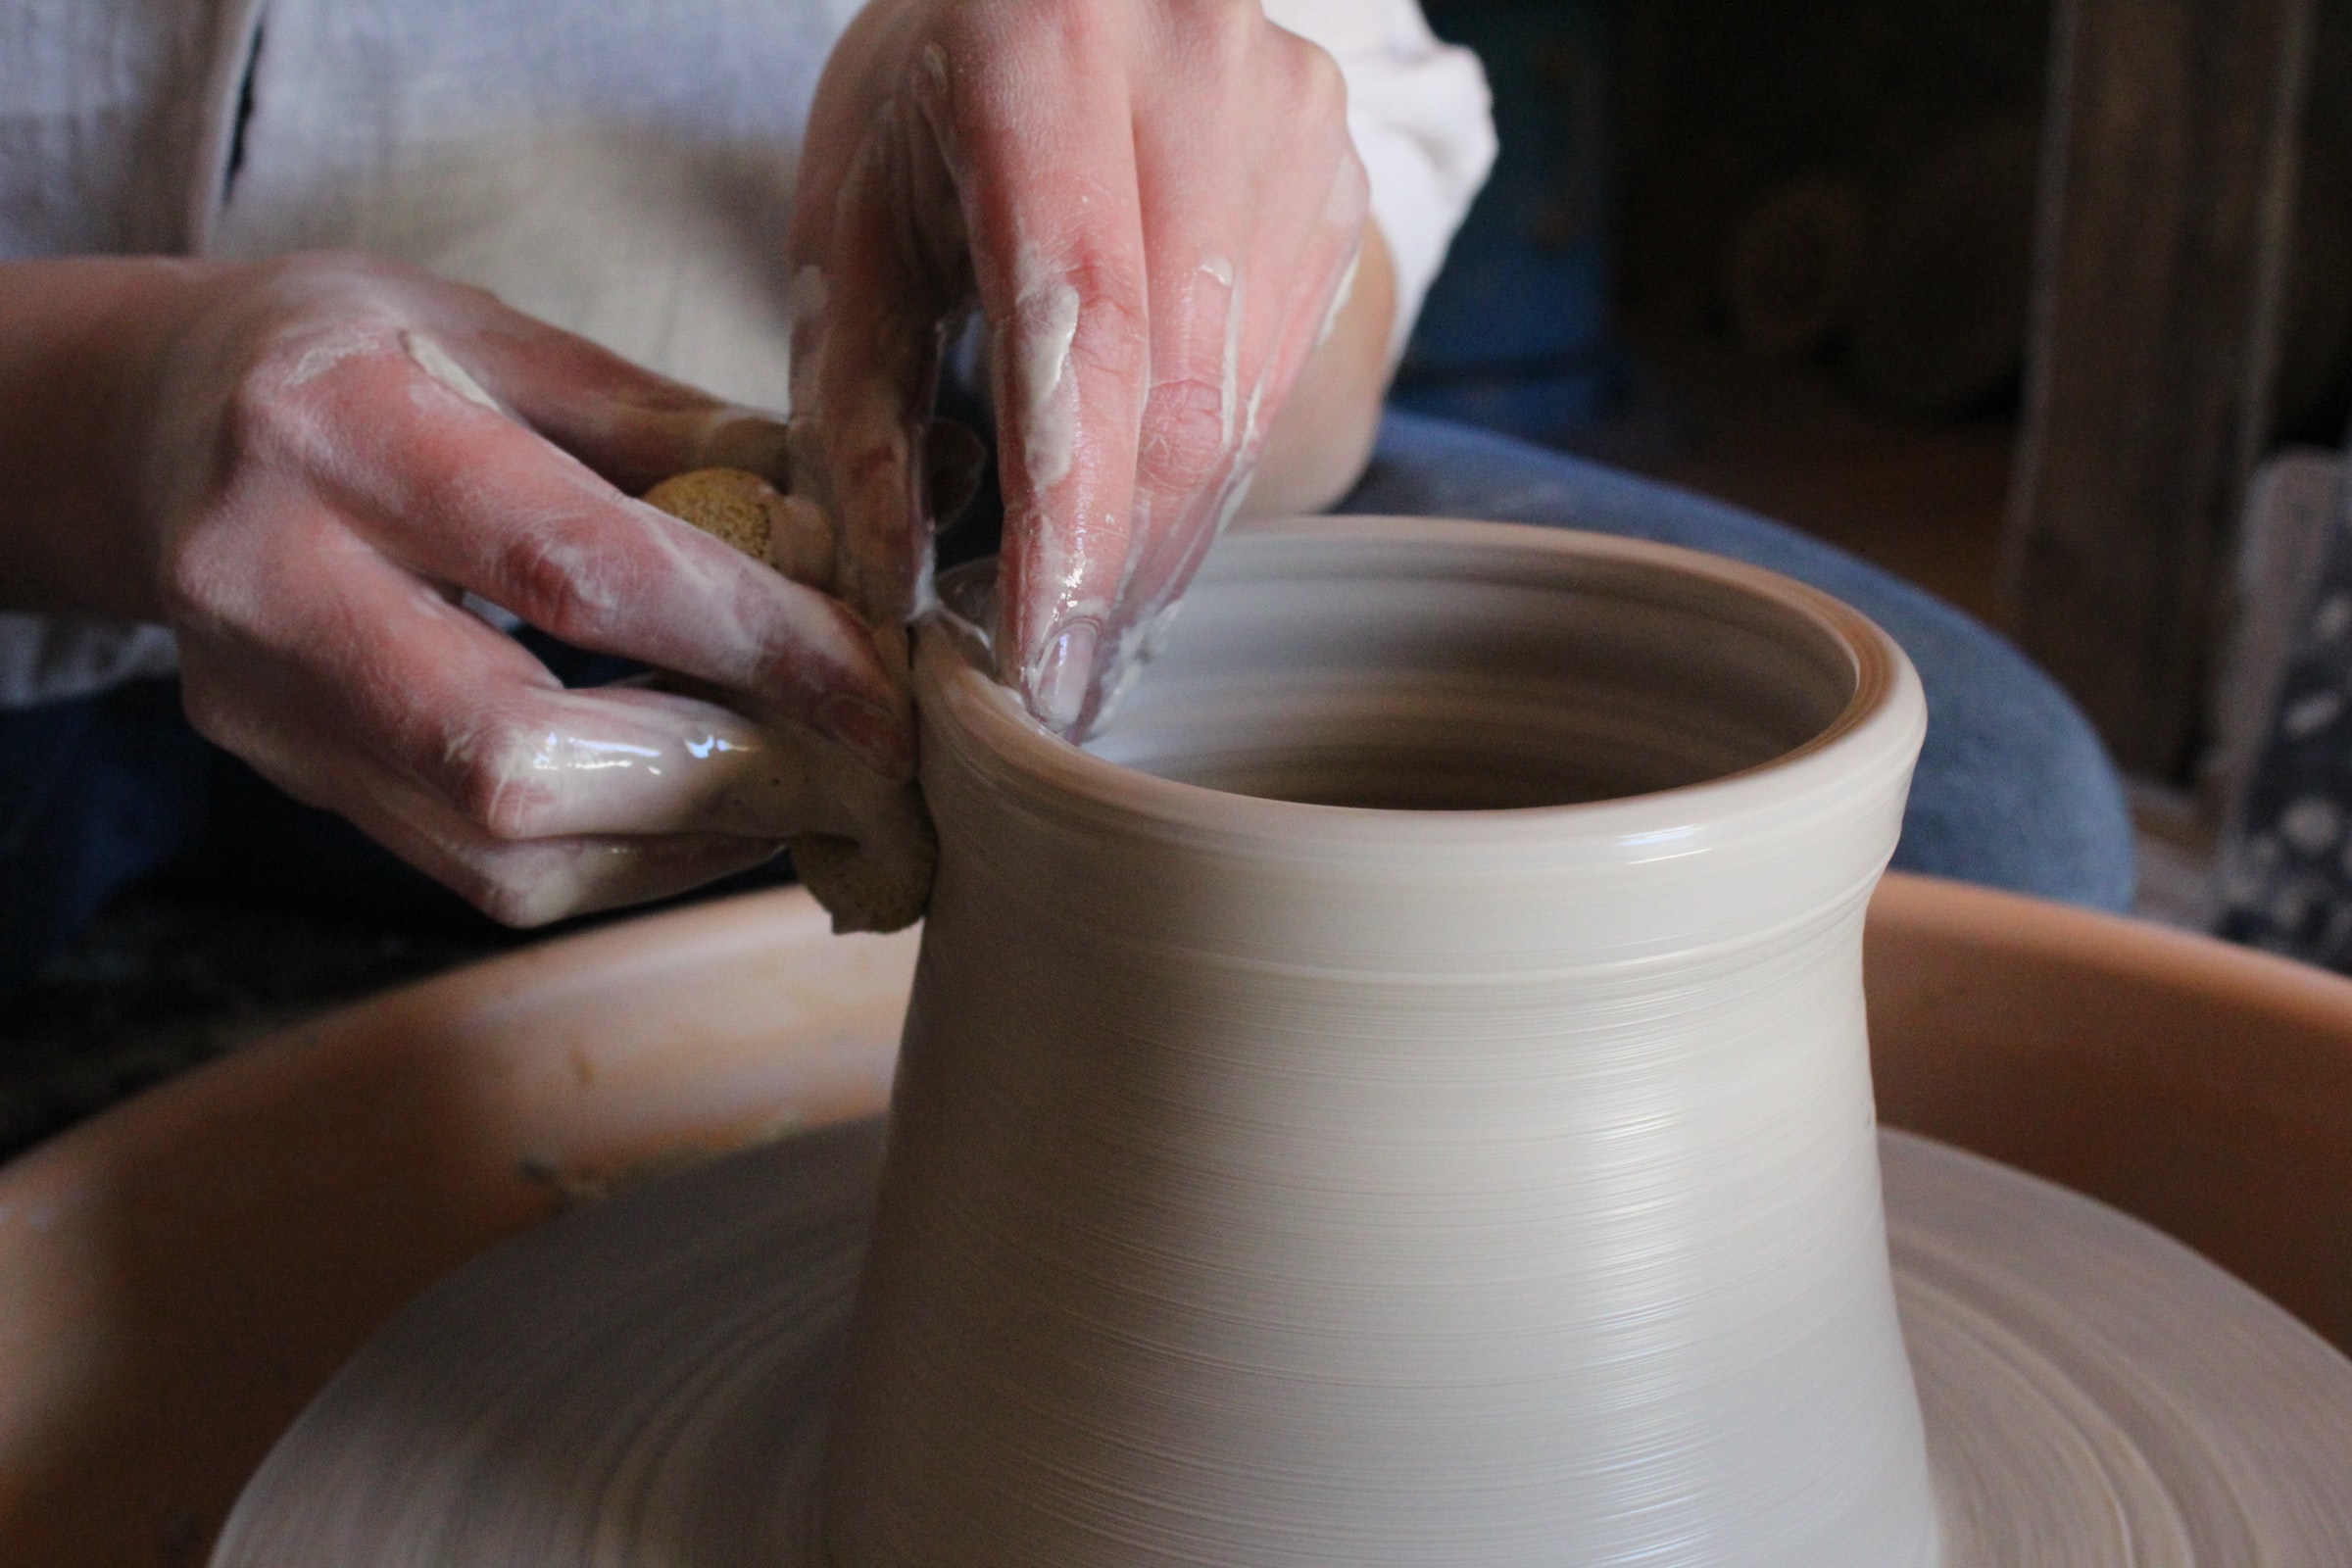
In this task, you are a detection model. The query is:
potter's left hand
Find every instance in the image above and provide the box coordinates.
[790,0,1390,736]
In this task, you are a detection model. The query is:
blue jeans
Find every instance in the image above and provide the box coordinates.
[0,414,2133,999]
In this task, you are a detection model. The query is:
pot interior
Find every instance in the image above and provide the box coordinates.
[1079,531,1863,809]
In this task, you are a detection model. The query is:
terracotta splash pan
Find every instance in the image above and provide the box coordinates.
[1,872,2349,1563]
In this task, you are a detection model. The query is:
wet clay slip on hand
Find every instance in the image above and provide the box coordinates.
[209,518,2352,1566]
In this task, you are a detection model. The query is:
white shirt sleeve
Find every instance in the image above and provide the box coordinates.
[1,0,260,707]
[1260,0,1496,361]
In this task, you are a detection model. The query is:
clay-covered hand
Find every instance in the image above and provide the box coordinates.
[790,0,1370,735]
[129,253,915,926]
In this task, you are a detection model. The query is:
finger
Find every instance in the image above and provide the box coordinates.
[182,513,896,843]
[1119,170,1368,642]
[273,733,785,927]
[410,295,795,494]
[1115,35,1367,645]
[282,344,913,778]
[178,595,786,927]
[786,83,964,654]
[917,12,1152,733]
[415,824,784,930]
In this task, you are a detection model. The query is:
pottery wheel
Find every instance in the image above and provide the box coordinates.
[214,1123,2352,1566]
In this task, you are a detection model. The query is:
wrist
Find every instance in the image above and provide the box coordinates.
[0,256,235,620]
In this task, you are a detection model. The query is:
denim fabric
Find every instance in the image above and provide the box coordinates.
[0,633,640,1000]
[0,413,2133,1000]
[0,681,213,993]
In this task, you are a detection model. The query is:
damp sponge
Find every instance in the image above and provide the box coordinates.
[643,468,935,934]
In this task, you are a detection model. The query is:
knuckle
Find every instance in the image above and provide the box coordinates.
[152,524,254,632]
[151,532,219,625]
[175,663,300,798]
[465,868,561,929]
[175,667,243,751]
[500,521,631,644]
[1191,0,1258,71]
[441,715,556,841]
[221,320,400,470]
[1284,32,1348,119]
[1057,258,1151,381]
[1138,374,1235,495]
[216,351,315,464]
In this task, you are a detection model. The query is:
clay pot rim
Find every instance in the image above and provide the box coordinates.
[919,514,1926,850]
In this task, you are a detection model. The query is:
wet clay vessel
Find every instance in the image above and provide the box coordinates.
[827,517,1937,1564]
[201,519,2352,1565]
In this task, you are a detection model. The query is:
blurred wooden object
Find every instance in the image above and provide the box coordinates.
[2004,0,2316,777]
[2274,150,2352,433]
[1847,115,2041,414]
[1717,172,1866,360]
[2205,446,2346,828]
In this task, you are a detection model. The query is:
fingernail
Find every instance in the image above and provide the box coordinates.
[1026,620,1098,736]
[817,691,914,780]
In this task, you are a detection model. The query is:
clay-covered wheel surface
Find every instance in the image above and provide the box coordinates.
[213,1123,2352,1566]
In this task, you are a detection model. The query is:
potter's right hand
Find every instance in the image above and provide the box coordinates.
[788,0,1379,739]
[43,253,914,925]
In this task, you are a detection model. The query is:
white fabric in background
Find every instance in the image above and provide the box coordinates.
[2,0,1493,706]
[211,0,1491,403]
[207,0,868,414]
[0,0,256,259]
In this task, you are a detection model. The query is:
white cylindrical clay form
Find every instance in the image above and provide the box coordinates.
[819,516,1939,1567]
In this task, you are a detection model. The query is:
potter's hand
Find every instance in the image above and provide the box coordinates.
[122,254,912,925]
[791,0,1373,734]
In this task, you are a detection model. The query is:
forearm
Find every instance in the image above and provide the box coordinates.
[0,257,217,619]
[1242,220,1396,518]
